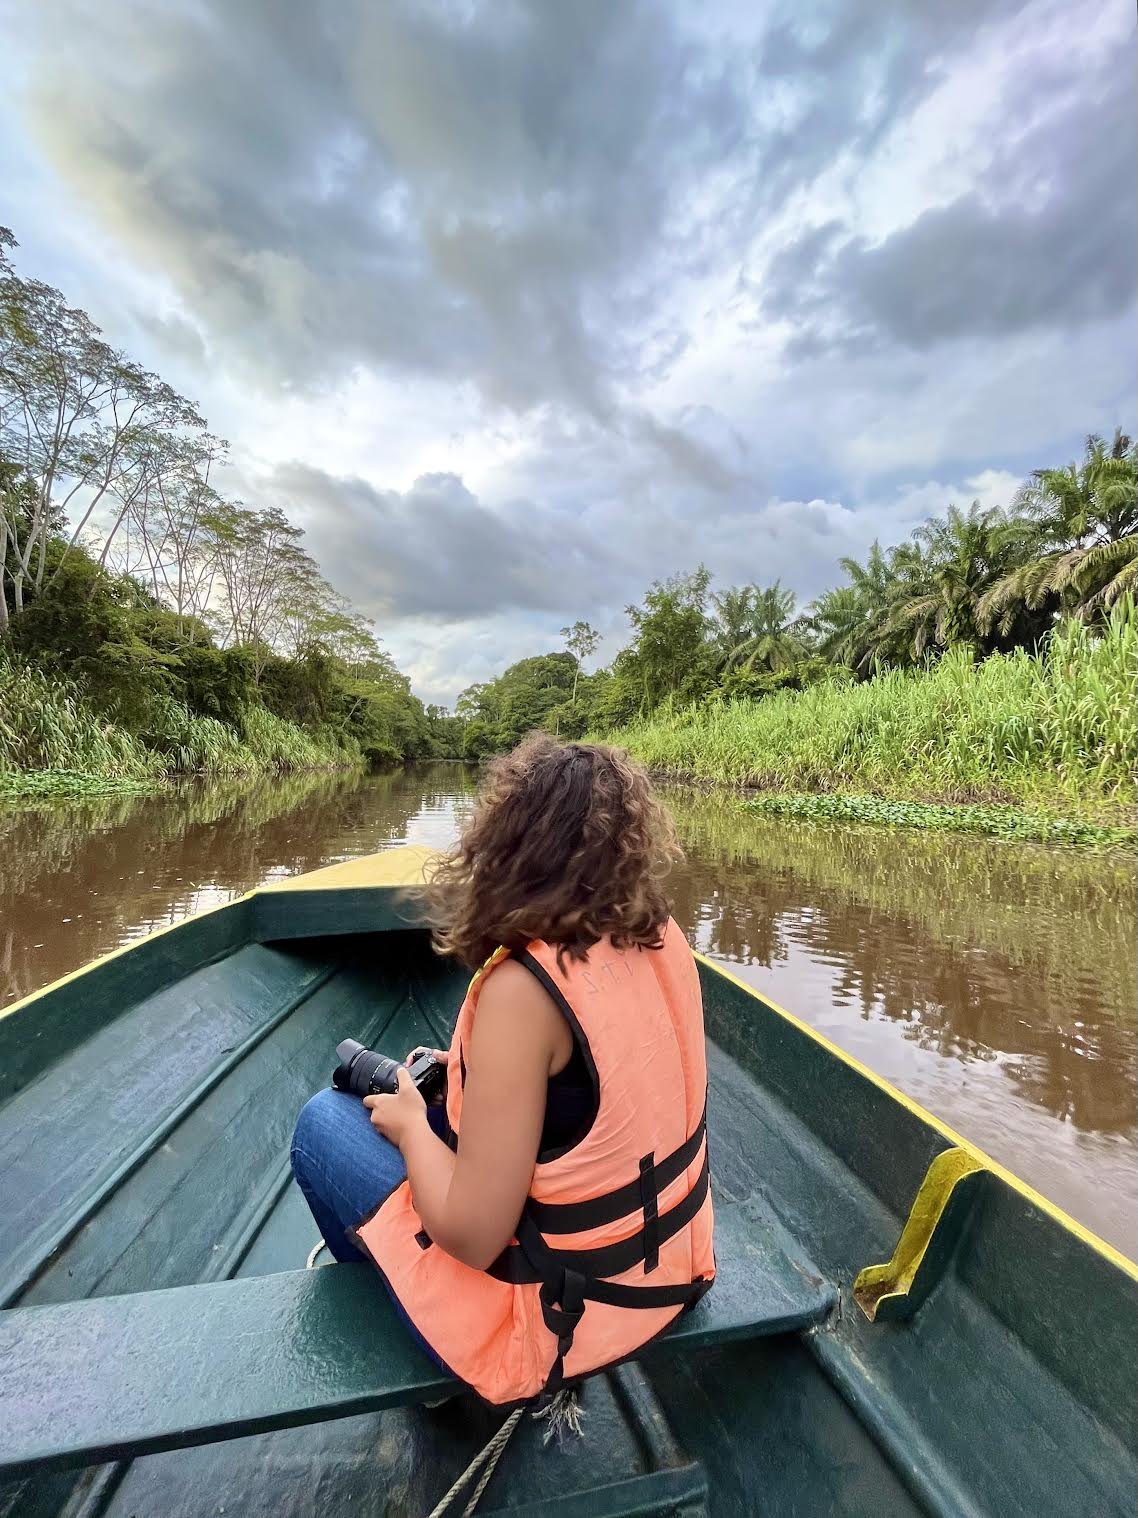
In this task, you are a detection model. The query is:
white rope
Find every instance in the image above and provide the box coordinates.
[426,1405,525,1518]
[305,1238,329,1269]
[533,1387,586,1445]
[424,1389,586,1516]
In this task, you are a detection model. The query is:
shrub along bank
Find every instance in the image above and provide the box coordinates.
[602,607,1135,840]
[0,651,361,796]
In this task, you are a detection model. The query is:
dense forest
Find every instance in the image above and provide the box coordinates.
[1,228,453,785]
[3,226,1135,806]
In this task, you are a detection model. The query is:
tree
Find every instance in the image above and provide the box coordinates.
[0,227,440,771]
[1,453,43,629]
[455,654,576,755]
[106,432,228,638]
[886,503,1039,658]
[806,543,901,673]
[424,703,467,759]
[712,581,805,674]
[805,507,1044,673]
[980,431,1138,631]
[204,502,317,674]
[621,566,715,712]
[559,619,601,703]
[709,586,757,664]
[0,228,204,628]
[1067,536,1138,615]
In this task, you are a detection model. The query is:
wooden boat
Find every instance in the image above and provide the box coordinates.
[0,847,1134,1518]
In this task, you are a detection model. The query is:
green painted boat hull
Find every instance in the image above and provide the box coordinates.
[0,854,1134,1517]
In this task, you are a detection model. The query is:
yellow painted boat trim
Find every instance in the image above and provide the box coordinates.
[3,847,1133,1282]
[695,950,1138,1282]
[259,846,437,891]
[852,1148,984,1321]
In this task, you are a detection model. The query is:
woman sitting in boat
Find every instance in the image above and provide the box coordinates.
[290,733,715,1405]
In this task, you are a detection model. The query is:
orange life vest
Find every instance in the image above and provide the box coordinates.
[351,920,715,1405]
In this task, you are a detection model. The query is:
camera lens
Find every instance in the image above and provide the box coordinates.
[354,1049,401,1096]
[333,1038,401,1097]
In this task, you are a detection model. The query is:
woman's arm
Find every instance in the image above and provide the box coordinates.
[365,960,570,1270]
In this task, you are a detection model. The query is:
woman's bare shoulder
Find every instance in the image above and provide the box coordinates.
[473,956,571,1066]
[479,956,557,1016]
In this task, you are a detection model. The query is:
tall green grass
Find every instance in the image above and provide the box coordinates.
[0,660,161,781]
[239,704,358,772]
[140,694,253,776]
[0,653,359,789]
[600,606,1136,811]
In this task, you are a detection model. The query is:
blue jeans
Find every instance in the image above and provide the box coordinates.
[290,1087,410,1263]
[290,1087,447,1364]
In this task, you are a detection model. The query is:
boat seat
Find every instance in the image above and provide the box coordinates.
[0,1198,834,1477]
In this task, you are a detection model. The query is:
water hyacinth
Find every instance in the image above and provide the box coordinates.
[0,770,156,800]
[742,792,1134,851]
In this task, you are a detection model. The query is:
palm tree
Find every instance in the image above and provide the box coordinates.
[806,584,871,670]
[1068,536,1138,614]
[887,503,1040,657]
[979,431,1138,630]
[710,586,759,665]
[806,542,908,673]
[714,581,805,674]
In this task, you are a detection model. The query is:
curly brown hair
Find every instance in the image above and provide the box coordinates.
[424,733,682,969]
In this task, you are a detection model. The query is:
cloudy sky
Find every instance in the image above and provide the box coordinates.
[2,0,1134,703]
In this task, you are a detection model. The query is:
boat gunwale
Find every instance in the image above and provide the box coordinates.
[2,846,1133,1281]
[696,951,1138,1281]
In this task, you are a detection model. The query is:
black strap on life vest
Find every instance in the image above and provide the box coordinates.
[488,1143,710,1286]
[639,1153,660,1273]
[484,1112,713,1395]
[523,1103,707,1234]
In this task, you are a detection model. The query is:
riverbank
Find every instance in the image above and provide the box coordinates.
[0,758,361,802]
[604,613,1136,848]
[0,656,366,797]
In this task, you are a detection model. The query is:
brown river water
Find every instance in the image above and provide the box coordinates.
[1,762,1134,1255]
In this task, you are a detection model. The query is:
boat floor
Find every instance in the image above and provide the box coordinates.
[0,931,1130,1517]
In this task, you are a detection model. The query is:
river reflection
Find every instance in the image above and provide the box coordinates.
[1,764,1134,1252]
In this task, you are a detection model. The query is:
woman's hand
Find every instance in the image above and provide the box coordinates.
[363,1067,426,1149]
[404,1045,449,1067]
[404,1046,449,1105]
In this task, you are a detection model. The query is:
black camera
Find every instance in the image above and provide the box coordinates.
[332,1038,446,1102]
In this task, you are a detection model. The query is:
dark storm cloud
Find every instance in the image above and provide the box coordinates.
[268,439,941,635]
[19,0,1051,416]
[269,462,631,621]
[762,33,1137,354]
[22,0,748,414]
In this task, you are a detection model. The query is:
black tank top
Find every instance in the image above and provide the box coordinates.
[540,1040,594,1155]
[436,1036,595,1158]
